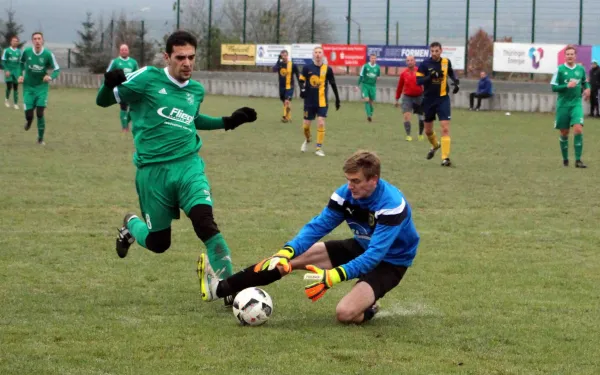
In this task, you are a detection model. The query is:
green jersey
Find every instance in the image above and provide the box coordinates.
[107,56,139,75]
[114,66,207,167]
[20,47,60,88]
[551,63,590,108]
[2,47,22,75]
[358,63,381,86]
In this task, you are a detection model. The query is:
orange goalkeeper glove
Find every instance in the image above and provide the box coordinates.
[253,246,294,274]
[304,265,347,302]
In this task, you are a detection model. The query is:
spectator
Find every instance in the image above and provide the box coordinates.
[469,71,493,111]
[590,60,599,117]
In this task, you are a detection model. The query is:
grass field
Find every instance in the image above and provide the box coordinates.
[1,86,600,375]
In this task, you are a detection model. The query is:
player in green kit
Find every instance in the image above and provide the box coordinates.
[106,44,139,132]
[551,45,591,168]
[19,32,60,145]
[355,53,381,122]
[2,35,22,109]
[96,31,257,305]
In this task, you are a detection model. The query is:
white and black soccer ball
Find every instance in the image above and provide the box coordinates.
[232,287,273,326]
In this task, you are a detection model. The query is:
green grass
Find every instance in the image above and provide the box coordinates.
[1,86,599,374]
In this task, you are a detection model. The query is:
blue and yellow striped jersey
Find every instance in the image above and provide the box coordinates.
[273,60,299,90]
[299,62,335,108]
[416,57,457,98]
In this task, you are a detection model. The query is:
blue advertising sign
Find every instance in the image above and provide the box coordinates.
[366,45,430,67]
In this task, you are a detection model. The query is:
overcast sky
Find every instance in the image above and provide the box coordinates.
[1,0,598,47]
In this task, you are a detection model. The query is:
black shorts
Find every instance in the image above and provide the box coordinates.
[324,238,407,300]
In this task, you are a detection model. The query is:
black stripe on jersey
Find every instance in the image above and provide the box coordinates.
[377,209,408,226]
[327,199,344,212]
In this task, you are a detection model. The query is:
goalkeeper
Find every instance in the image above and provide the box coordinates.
[199,150,420,324]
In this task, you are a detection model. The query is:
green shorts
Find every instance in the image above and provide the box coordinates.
[554,105,584,129]
[23,88,49,110]
[4,72,19,83]
[135,154,212,232]
[361,84,376,101]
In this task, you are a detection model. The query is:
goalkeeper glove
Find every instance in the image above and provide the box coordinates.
[300,88,306,99]
[253,246,294,274]
[222,107,257,131]
[304,265,347,302]
[335,99,341,111]
[452,82,460,94]
[104,69,127,89]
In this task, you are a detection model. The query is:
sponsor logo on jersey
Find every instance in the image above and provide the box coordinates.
[309,75,321,88]
[158,88,167,95]
[28,64,45,72]
[156,107,194,125]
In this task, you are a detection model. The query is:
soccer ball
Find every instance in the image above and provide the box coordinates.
[232,287,273,326]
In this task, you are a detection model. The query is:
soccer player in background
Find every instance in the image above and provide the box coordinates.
[550,45,590,168]
[416,42,459,167]
[395,55,424,141]
[96,31,257,304]
[19,32,60,145]
[355,53,380,122]
[273,50,299,123]
[106,44,139,132]
[3,35,22,109]
[299,47,341,157]
[199,150,419,324]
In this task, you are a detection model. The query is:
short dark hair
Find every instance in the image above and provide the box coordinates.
[32,31,43,39]
[430,41,442,49]
[166,30,197,55]
[10,35,18,41]
[280,50,288,55]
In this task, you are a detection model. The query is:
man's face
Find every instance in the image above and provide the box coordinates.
[10,38,18,48]
[120,45,130,58]
[281,51,288,63]
[565,49,576,64]
[313,48,323,64]
[369,55,376,64]
[480,71,486,79]
[32,34,44,49]
[593,62,598,69]
[430,46,442,61]
[406,56,415,68]
[345,170,378,200]
[165,44,195,82]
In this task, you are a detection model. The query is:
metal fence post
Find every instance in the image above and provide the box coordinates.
[243,0,247,43]
[531,0,536,43]
[208,0,213,70]
[311,0,315,43]
[396,21,399,45]
[464,0,470,76]
[347,0,351,45]
[578,0,583,44]
[493,0,497,42]
[141,20,145,66]
[426,0,431,45]
[276,0,281,44]
[176,0,180,29]
[67,48,71,69]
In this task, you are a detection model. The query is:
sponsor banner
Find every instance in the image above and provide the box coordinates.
[255,44,292,66]
[322,44,367,67]
[557,45,592,72]
[593,46,600,65]
[493,42,565,74]
[441,46,465,70]
[291,43,321,65]
[366,45,429,67]
[220,44,256,65]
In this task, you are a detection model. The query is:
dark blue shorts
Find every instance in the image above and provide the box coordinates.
[279,88,294,101]
[423,95,451,122]
[304,106,328,120]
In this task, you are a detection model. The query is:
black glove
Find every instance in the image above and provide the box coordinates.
[452,82,460,94]
[104,69,127,89]
[222,107,257,131]
[335,100,341,111]
[300,89,306,99]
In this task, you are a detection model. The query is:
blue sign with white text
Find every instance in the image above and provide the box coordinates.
[366,45,430,67]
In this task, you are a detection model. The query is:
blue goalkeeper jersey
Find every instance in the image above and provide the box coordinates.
[286,179,419,279]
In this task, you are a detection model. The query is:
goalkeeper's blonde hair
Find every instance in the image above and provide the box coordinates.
[343,150,381,180]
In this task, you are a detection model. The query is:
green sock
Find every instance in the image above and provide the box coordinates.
[13,88,18,104]
[370,103,374,115]
[127,216,148,248]
[364,102,370,117]
[559,136,569,161]
[204,233,233,278]
[37,116,46,141]
[574,133,583,161]
[120,110,128,129]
